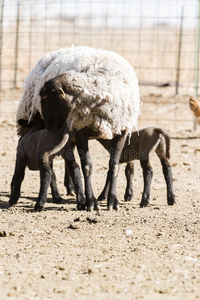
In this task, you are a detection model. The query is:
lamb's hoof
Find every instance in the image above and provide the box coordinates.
[107,195,119,211]
[87,203,100,212]
[98,192,107,202]
[67,190,76,196]
[124,194,133,202]
[108,206,113,211]
[34,203,44,212]
[53,197,64,204]
[114,204,120,210]
[94,204,100,211]
[167,194,175,206]
[140,199,150,208]
[9,199,18,207]
[87,205,94,212]
[77,203,85,211]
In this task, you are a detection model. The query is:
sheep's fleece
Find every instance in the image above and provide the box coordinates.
[17,46,141,139]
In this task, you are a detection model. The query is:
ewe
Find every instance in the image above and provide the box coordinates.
[16,46,141,211]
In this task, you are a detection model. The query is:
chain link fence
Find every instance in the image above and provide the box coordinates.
[0,0,199,132]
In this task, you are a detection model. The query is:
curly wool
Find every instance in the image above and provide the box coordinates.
[17,46,141,139]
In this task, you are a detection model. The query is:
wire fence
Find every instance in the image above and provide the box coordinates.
[0,0,199,132]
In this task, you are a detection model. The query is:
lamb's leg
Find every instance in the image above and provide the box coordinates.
[107,131,127,210]
[160,157,175,205]
[49,161,63,203]
[9,156,26,206]
[75,129,98,211]
[34,158,52,212]
[124,162,134,202]
[98,170,110,201]
[140,158,153,207]
[64,145,86,211]
[63,142,76,196]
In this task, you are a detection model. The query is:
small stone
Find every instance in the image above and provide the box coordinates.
[0,231,7,237]
[69,223,82,229]
[125,229,133,235]
[86,217,99,224]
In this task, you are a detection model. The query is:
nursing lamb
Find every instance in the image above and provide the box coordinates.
[9,115,84,211]
[98,127,175,207]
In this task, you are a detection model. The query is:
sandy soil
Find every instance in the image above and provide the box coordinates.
[0,121,200,300]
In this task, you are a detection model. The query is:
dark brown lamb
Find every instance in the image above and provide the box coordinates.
[98,127,175,207]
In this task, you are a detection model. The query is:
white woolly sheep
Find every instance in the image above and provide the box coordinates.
[98,127,175,207]
[16,46,141,211]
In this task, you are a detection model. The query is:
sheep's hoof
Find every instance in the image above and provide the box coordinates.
[34,203,44,212]
[86,197,99,212]
[107,195,119,211]
[167,194,175,205]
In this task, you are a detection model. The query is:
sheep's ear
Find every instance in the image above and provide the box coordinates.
[18,119,30,128]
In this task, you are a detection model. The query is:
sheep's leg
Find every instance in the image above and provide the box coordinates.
[63,142,76,196]
[140,158,153,207]
[49,161,63,204]
[124,162,134,202]
[107,131,127,210]
[64,162,76,196]
[34,159,52,212]
[160,157,175,205]
[75,129,98,211]
[9,157,26,206]
[98,170,110,201]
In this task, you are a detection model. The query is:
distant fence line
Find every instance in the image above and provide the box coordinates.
[0,0,199,131]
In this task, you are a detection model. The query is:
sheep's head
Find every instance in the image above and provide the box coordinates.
[40,75,73,132]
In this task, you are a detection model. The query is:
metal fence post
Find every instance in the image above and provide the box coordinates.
[14,0,20,88]
[0,0,4,91]
[193,0,200,131]
[175,6,184,96]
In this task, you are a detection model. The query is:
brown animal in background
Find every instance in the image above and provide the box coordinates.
[189,97,200,123]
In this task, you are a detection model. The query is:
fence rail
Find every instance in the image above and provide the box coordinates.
[0,0,199,132]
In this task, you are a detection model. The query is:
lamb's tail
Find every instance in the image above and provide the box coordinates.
[154,128,171,159]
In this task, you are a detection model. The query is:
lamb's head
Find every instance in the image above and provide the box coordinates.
[40,75,73,132]
[18,112,45,132]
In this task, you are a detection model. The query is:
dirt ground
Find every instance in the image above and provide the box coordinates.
[0,121,200,300]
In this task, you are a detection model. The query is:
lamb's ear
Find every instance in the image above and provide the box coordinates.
[18,119,30,128]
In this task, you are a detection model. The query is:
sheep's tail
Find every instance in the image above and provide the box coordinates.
[155,128,171,159]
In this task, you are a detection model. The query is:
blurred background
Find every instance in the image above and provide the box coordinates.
[0,0,199,132]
